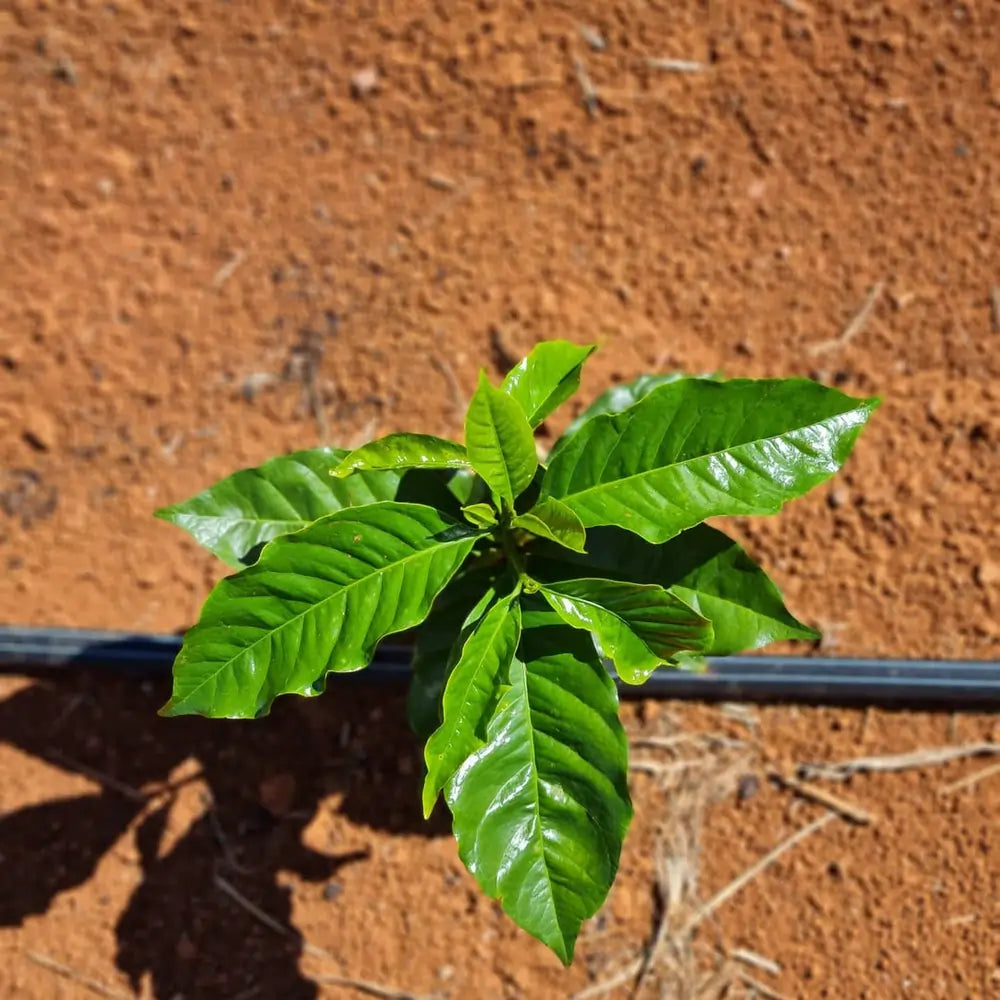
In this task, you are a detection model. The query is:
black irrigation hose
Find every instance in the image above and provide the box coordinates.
[3,626,1000,710]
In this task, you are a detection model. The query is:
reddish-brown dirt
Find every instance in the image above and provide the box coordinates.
[1,2,997,998]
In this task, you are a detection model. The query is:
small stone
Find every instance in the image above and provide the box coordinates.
[52,57,77,84]
[23,408,58,451]
[322,881,343,902]
[350,66,379,98]
[974,561,1000,587]
[258,773,296,816]
[737,773,760,802]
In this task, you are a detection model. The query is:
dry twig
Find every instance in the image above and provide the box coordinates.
[214,874,339,964]
[730,946,782,976]
[44,750,148,803]
[212,249,248,288]
[683,811,836,935]
[809,281,885,355]
[573,57,600,117]
[315,973,429,1000]
[25,952,133,1000]
[736,970,793,1000]
[940,758,1000,795]
[797,742,1000,782]
[646,57,706,73]
[771,772,874,825]
[631,732,747,752]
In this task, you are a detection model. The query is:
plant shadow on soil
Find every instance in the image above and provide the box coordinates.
[0,664,447,999]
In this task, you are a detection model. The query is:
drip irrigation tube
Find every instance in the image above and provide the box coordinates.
[3,626,1000,709]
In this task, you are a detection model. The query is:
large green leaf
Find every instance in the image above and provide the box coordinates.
[155,448,403,568]
[536,524,817,654]
[162,503,478,719]
[555,372,700,451]
[422,593,521,816]
[407,568,500,739]
[501,341,596,427]
[542,378,879,543]
[540,578,712,684]
[333,433,468,477]
[513,497,586,553]
[465,371,538,508]
[447,602,632,964]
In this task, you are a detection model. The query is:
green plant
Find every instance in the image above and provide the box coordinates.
[157,340,878,962]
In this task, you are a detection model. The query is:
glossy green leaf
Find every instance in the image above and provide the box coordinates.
[540,578,712,684]
[447,602,632,964]
[443,467,481,506]
[423,593,521,816]
[501,341,596,427]
[465,371,538,508]
[407,570,500,739]
[542,378,879,543]
[556,372,724,453]
[537,524,818,654]
[162,503,478,719]
[333,434,468,477]
[557,373,691,450]
[513,498,587,553]
[461,503,497,529]
[155,448,403,568]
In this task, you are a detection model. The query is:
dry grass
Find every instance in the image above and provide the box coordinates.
[573,716,806,1000]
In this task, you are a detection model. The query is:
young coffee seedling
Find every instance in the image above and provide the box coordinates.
[157,341,877,962]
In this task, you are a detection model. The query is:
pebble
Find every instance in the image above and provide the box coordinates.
[350,67,379,98]
[974,561,1000,587]
[22,407,58,451]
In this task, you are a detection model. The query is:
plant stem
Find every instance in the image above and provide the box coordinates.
[499,526,533,590]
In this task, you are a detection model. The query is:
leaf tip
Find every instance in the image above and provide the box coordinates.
[157,697,181,718]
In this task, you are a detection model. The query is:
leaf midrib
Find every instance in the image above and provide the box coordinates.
[551,404,870,506]
[670,583,805,628]
[511,656,565,958]
[432,598,514,772]
[482,397,516,501]
[171,513,310,530]
[174,523,472,711]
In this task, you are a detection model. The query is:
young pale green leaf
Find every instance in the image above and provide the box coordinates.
[422,593,521,817]
[333,433,468,477]
[465,371,538,508]
[501,340,596,427]
[513,497,587,553]
[447,602,632,964]
[542,378,879,543]
[540,578,712,684]
[539,524,818,654]
[461,503,497,529]
[155,448,404,568]
[162,503,478,719]
[407,569,500,739]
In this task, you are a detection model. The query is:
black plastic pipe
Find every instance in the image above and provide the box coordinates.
[2,626,999,709]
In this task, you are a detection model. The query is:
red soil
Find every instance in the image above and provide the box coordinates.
[1,1,997,997]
